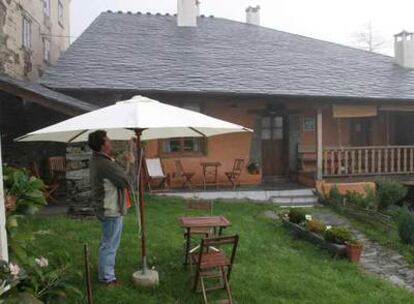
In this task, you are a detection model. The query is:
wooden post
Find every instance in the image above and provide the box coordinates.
[135,129,147,274]
[0,135,8,261]
[316,109,323,180]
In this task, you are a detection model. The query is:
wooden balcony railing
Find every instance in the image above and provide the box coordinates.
[323,145,414,177]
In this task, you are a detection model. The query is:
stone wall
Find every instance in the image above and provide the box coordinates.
[0,0,70,80]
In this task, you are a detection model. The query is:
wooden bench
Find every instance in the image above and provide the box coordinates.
[298,145,316,172]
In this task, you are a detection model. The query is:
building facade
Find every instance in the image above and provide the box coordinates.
[0,0,70,80]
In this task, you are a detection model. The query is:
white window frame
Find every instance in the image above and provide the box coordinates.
[43,0,50,17]
[43,38,50,62]
[22,16,31,49]
[58,0,64,26]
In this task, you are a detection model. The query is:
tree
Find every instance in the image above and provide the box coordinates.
[352,22,386,53]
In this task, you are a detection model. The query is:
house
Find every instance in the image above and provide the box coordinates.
[0,0,71,81]
[39,1,414,191]
[0,73,97,171]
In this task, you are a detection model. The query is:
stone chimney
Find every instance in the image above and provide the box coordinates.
[177,0,198,27]
[394,31,414,69]
[246,5,260,26]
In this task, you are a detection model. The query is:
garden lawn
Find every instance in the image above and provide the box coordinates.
[26,196,414,304]
[335,209,414,268]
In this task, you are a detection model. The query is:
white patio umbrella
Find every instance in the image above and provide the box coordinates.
[16,95,252,284]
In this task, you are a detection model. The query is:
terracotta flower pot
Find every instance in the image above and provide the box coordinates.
[346,242,363,262]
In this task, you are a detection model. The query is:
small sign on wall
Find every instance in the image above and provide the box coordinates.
[303,117,316,131]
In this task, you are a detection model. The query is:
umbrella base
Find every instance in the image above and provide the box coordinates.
[132,269,159,287]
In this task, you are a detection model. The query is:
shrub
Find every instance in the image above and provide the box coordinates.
[376,178,407,210]
[328,186,344,206]
[288,208,307,224]
[305,219,326,234]
[345,187,377,210]
[324,226,353,244]
[396,207,414,245]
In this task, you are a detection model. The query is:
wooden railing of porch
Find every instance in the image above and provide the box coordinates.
[323,145,414,177]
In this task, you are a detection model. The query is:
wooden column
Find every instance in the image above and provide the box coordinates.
[0,135,8,261]
[316,109,323,180]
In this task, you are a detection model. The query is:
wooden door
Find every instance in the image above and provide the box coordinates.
[261,115,285,176]
[350,118,371,146]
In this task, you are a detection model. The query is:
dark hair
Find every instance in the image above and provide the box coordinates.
[88,130,107,152]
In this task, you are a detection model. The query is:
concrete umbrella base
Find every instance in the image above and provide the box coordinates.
[132,269,159,287]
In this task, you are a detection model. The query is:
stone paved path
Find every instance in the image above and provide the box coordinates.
[312,210,414,292]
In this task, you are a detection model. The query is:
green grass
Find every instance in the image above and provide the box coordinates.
[25,196,414,303]
[334,208,414,268]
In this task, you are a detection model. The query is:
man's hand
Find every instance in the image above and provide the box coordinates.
[125,152,135,164]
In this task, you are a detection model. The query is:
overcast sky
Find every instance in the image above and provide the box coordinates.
[70,0,414,56]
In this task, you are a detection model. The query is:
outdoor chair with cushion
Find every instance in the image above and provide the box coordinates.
[144,158,170,192]
[191,235,239,304]
[174,160,195,189]
[225,159,245,189]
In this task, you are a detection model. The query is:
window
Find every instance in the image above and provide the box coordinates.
[22,16,31,49]
[261,115,283,140]
[303,117,316,131]
[43,38,50,61]
[160,103,207,156]
[43,0,50,16]
[58,0,64,26]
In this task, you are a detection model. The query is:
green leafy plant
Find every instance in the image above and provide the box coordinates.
[376,178,407,211]
[324,226,353,244]
[288,208,307,224]
[395,207,414,245]
[328,186,344,206]
[345,187,377,210]
[2,166,82,302]
[3,166,47,216]
[305,219,326,234]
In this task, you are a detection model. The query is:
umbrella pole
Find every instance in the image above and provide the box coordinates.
[132,129,159,287]
[135,130,147,274]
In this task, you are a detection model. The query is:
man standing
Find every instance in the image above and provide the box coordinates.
[88,130,131,287]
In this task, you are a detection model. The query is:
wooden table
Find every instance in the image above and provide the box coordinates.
[177,216,231,265]
[200,161,221,190]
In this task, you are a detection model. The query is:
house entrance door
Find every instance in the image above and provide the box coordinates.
[350,118,371,146]
[261,115,285,176]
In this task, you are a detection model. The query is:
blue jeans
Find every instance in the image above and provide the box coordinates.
[98,216,123,283]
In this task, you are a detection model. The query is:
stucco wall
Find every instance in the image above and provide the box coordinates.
[0,0,70,80]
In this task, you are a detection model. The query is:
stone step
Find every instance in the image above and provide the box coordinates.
[271,195,318,204]
[270,189,315,197]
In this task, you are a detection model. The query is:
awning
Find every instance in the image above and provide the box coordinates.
[332,104,377,118]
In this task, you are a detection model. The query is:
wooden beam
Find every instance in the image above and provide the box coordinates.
[316,109,323,180]
[0,134,9,261]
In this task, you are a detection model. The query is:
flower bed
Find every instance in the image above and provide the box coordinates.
[280,208,363,260]
[282,218,347,257]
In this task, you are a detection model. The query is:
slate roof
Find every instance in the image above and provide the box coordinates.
[0,74,98,115]
[41,11,414,101]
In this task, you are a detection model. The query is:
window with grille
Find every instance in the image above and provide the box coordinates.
[43,0,50,16]
[58,0,64,26]
[261,116,283,140]
[22,16,31,49]
[43,39,50,61]
[160,103,207,156]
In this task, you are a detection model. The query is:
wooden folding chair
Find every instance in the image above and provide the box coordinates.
[224,159,244,189]
[47,156,67,181]
[191,235,239,304]
[174,160,195,189]
[30,161,59,203]
[144,158,170,192]
[184,200,214,269]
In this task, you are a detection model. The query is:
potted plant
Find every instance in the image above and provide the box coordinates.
[345,239,363,262]
[246,161,260,175]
